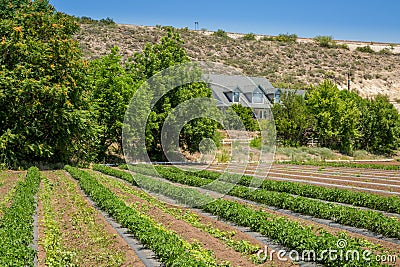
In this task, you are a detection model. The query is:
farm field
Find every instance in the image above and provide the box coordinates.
[0,163,399,266]
[194,164,400,196]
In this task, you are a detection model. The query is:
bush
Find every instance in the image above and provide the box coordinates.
[213,29,229,39]
[274,33,298,43]
[336,43,349,50]
[75,16,116,26]
[378,48,393,55]
[356,45,375,53]
[261,33,297,43]
[242,33,256,41]
[250,137,262,149]
[313,35,336,48]
[99,17,116,26]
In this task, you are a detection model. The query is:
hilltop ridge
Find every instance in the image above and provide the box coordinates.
[75,23,400,110]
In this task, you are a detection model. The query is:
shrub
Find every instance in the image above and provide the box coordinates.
[99,17,116,26]
[261,33,297,43]
[313,35,336,48]
[336,43,349,50]
[378,48,392,55]
[213,29,229,39]
[250,137,262,149]
[242,33,256,41]
[356,45,375,53]
[274,33,298,43]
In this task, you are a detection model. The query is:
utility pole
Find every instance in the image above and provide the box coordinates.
[194,21,199,31]
[347,72,351,91]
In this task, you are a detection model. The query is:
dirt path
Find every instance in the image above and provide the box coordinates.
[37,171,145,267]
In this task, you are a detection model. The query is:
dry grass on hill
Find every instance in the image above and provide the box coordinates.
[75,24,400,109]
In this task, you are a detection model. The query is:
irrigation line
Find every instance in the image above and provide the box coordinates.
[272,164,400,176]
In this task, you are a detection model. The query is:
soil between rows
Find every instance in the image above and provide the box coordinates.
[203,166,400,197]
[37,171,145,267]
[116,167,400,265]
[94,170,298,267]
[0,171,25,218]
[207,164,399,179]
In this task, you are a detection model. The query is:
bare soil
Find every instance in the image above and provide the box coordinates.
[0,171,24,218]
[96,172,298,267]
[37,171,145,267]
[204,164,400,196]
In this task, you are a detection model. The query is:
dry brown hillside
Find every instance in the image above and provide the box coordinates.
[75,23,400,109]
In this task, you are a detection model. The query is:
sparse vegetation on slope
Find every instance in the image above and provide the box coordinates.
[74,23,400,102]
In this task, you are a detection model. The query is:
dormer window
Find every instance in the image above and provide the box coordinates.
[233,91,240,103]
[252,91,264,104]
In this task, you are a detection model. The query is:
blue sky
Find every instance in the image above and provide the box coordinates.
[49,0,399,43]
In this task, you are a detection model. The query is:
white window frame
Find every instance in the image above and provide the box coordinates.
[252,91,264,104]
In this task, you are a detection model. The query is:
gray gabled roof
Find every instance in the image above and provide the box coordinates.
[203,74,276,108]
[203,74,275,93]
[278,88,306,97]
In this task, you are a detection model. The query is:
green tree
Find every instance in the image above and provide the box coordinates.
[360,95,400,154]
[225,104,259,132]
[0,0,92,167]
[89,47,138,162]
[129,30,219,160]
[272,91,311,147]
[306,80,360,153]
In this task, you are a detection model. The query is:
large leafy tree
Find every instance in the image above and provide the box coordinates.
[360,95,400,154]
[0,0,91,167]
[89,47,138,162]
[128,30,219,160]
[306,80,360,152]
[272,91,312,147]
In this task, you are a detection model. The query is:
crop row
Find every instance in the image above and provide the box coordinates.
[280,161,400,171]
[94,165,384,267]
[92,169,264,263]
[39,176,77,266]
[0,167,41,267]
[0,174,23,218]
[119,164,400,239]
[125,164,400,215]
[66,166,229,267]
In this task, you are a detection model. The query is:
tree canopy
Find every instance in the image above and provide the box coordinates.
[0,0,91,167]
[273,80,400,155]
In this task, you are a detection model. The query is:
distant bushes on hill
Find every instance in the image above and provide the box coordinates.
[242,33,256,41]
[313,35,348,50]
[75,16,116,26]
[213,29,229,39]
[262,33,298,43]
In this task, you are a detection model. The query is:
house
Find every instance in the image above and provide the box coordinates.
[203,74,301,119]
